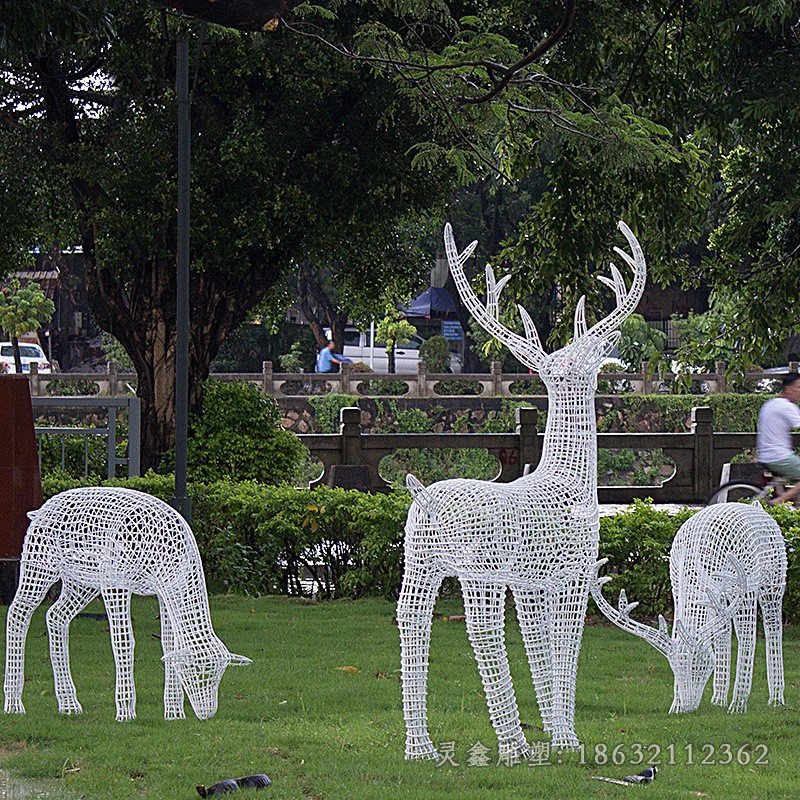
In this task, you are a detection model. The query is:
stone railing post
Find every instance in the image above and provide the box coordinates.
[715,361,727,393]
[516,406,540,474]
[790,361,799,374]
[262,361,274,395]
[641,360,653,394]
[326,406,372,492]
[691,406,714,503]
[340,361,351,394]
[107,362,119,396]
[340,406,363,465]
[491,361,503,396]
[416,362,428,398]
[28,363,41,396]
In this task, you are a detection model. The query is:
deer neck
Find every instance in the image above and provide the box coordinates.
[537,378,598,491]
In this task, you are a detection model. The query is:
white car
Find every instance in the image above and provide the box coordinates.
[0,342,53,374]
[326,328,462,373]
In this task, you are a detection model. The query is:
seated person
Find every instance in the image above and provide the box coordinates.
[757,373,800,506]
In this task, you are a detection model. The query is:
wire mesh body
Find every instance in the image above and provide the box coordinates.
[594,502,786,714]
[4,487,251,721]
[398,221,647,759]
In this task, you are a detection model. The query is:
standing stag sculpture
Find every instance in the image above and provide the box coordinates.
[397,221,647,757]
[593,502,786,714]
[4,487,251,721]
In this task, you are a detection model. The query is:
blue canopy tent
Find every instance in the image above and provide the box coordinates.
[401,287,459,319]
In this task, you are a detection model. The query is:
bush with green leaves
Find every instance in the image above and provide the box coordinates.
[309,393,360,433]
[419,334,451,373]
[185,380,305,484]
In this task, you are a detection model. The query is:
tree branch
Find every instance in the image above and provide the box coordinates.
[458,0,576,106]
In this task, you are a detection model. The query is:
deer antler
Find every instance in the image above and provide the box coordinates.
[578,221,647,342]
[591,559,673,657]
[444,223,546,370]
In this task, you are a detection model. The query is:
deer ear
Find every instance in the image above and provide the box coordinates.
[407,474,436,516]
[227,653,252,667]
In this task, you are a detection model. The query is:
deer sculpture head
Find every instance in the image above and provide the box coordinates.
[445,220,647,392]
[592,556,747,713]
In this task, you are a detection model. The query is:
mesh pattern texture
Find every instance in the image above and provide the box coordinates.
[398,221,647,758]
[4,487,251,721]
[593,501,786,714]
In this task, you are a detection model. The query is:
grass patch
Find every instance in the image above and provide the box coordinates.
[1,595,799,798]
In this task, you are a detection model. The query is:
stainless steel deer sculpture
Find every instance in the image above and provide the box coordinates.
[4,487,251,721]
[593,502,786,714]
[397,221,647,758]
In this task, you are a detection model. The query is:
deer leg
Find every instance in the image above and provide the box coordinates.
[102,587,136,721]
[512,586,554,732]
[4,559,59,714]
[461,579,530,763]
[728,591,758,714]
[547,577,589,750]
[158,599,185,720]
[710,622,732,706]
[397,563,443,760]
[759,587,785,707]
[46,581,98,715]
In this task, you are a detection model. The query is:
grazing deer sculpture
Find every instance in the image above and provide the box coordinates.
[592,502,786,714]
[4,487,251,721]
[397,221,647,757]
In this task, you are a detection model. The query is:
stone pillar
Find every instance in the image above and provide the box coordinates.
[262,361,274,395]
[491,361,503,396]
[340,361,351,394]
[416,362,428,398]
[516,406,540,475]
[691,406,714,503]
[107,362,119,396]
[714,362,727,394]
[328,406,371,491]
[641,360,653,394]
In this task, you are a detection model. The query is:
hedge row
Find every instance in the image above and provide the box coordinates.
[41,474,800,622]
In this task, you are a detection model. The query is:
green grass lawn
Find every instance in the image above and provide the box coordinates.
[1,595,799,799]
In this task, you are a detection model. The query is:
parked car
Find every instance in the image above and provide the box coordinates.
[0,342,53,374]
[324,328,461,373]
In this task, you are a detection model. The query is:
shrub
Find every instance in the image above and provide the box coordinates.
[308,393,360,433]
[433,379,482,395]
[419,335,451,373]
[186,380,305,484]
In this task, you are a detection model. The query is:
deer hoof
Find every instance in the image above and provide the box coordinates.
[58,700,83,715]
[710,694,728,707]
[404,743,439,761]
[768,695,785,707]
[551,732,580,751]
[727,698,748,714]
[4,699,25,715]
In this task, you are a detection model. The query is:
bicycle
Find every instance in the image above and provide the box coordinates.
[706,464,790,505]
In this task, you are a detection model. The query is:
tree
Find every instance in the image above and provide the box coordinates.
[376,310,416,374]
[1,2,454,468]
[617,314,667,372]
[0,278,55,373]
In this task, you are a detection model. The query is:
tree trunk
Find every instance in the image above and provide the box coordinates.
[84,246,280,471]
[387,343,396,374]
[297,262,347,353]
[10,336,22,374]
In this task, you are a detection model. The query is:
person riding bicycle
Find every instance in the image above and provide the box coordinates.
[757,373,800,506]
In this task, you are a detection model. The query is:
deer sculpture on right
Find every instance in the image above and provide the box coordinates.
[593,502,786,714]
[397,220,647,759]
